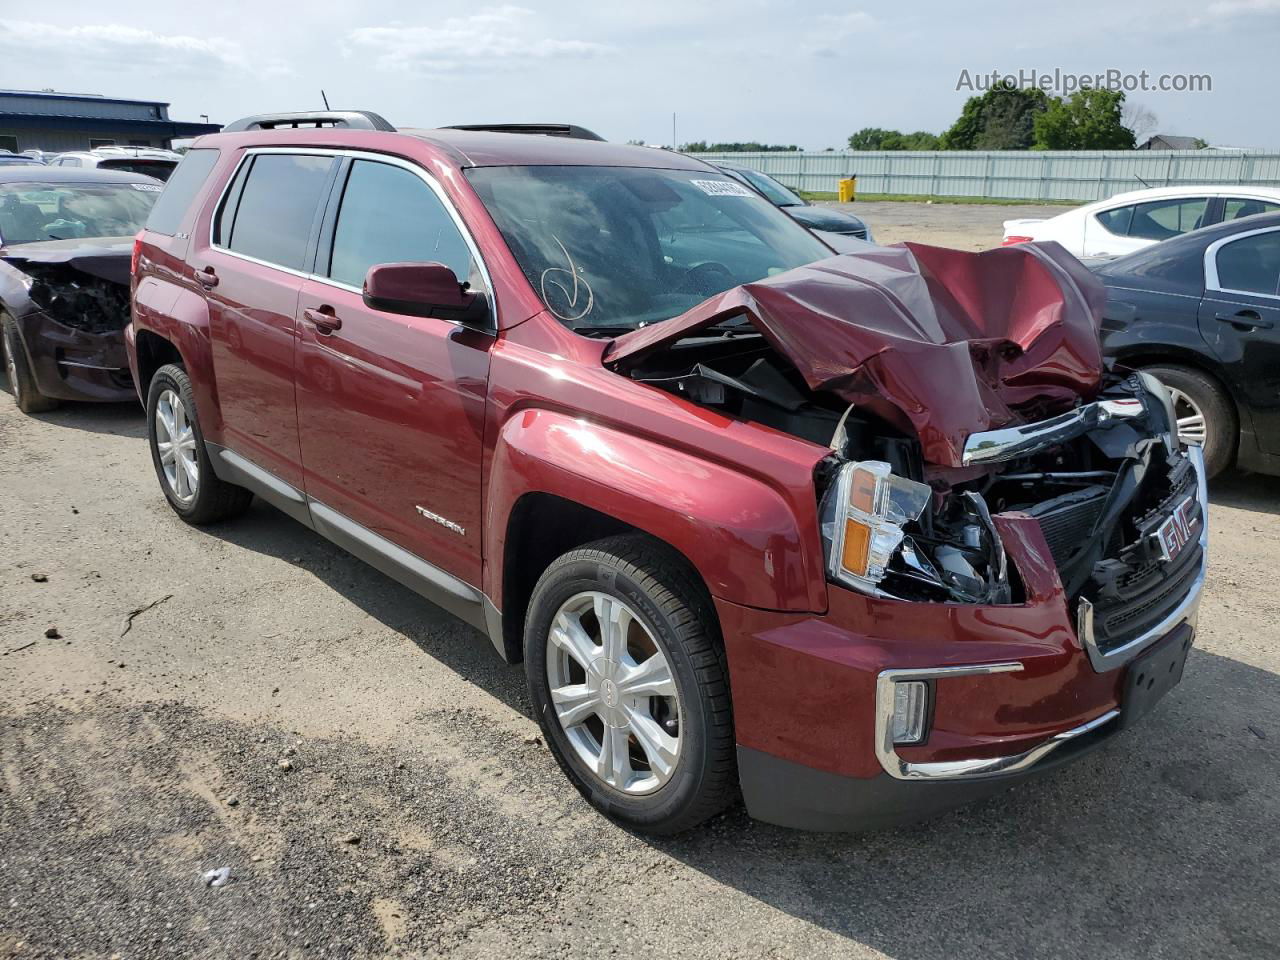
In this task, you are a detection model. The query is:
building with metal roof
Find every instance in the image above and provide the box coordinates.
[0,89,219,154]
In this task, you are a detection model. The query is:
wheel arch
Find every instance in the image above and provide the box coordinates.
[1108,343,1246,447]
[497,492,713,664]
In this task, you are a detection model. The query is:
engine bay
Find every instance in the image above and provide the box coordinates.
[622,327,1194,611]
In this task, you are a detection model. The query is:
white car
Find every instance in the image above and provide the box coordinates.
[1002,185,1280,259]
[48,146,183,182]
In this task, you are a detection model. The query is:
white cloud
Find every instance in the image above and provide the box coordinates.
[344,6,611,73]
[0,20,290,76]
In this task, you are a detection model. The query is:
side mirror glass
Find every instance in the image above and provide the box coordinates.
[363,261,489,327]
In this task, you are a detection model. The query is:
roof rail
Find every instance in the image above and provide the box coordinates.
[222,111,396,133]
[443,123,605,141]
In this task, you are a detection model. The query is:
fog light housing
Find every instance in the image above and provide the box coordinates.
[891,680,929,745]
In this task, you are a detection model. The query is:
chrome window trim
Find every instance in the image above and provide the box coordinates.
[1203,225,1280,302]
[1076,444,1209,672]
[205,146,496,318]
[874,662,1120,780]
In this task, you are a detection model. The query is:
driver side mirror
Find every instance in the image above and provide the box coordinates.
[363,261,490,328]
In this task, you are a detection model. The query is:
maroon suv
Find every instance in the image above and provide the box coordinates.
[128,112,1207,834]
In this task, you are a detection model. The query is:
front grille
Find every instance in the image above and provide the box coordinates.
[1076,452,1202,656]
[845,227,868,240]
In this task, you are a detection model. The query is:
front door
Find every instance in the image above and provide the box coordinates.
[194,151,338,488]
[294,157,493,585]
[1197,225,1280,455]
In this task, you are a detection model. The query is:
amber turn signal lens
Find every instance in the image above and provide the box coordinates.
[849,469,877,513]
[841,519,871,576]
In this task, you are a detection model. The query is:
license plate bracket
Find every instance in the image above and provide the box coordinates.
[1119,623,1193,729]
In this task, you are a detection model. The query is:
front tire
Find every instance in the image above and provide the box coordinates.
[525,535,736,834]
[146,363,252,524]
[2,314,59,414]
[1143,364,1236,477]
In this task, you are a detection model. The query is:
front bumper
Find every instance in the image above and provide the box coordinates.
[720,448,1207,831]
[16,310,134,402]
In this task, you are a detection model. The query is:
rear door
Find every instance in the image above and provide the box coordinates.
[1196,225,1280,454]
[192,151,338,489]
[294,155,493,585]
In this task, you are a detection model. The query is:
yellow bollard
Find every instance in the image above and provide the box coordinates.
[838,177,857,203]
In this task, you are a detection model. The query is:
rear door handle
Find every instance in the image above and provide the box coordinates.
[303,306,342,334]
[195,267,218,288]
[1215,309,1273,331]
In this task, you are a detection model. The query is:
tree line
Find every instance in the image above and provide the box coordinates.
[846,88,1201,152]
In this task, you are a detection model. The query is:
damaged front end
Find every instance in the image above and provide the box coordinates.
[606,243,1206,646]
[0,238,136,401]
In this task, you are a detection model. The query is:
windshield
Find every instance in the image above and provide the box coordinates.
[733,167,805,207]
[466,165,832,331]
[0,181,160,244]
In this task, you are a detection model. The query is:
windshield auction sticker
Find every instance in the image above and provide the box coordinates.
[691,179,755,197]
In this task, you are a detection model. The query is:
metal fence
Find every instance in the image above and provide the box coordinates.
[689,150,1280,203]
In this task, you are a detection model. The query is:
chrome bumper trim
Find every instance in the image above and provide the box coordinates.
[962,398,1144,466]
[875,662,1120,780]
[1076,444,1209,673]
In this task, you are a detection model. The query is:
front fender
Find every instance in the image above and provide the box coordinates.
[485,408,826,613]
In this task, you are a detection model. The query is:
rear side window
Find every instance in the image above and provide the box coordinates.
[1095,204,1134,235]
[326,159,475,288]
[221,154,335,271]
[1215,231,1280,296]
[145,148,219,235]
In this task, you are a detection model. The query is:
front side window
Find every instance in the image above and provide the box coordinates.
[221,153,335,271]
[1126,197,1209,241]
[326,160,475,289]
[1215,231,1280,296]
[1224,198,1280,222]
[466,165,832,331]
[0,180,159,245]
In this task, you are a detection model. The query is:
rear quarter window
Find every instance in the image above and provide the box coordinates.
[145,148,219,236]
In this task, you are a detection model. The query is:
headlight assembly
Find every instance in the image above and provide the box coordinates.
[819,460,932,595]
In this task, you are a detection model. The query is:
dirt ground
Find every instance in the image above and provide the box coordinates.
[3,205,1280,958]
[815,199,1067,251]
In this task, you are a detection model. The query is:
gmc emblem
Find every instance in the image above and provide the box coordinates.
[1154,496,1198,563]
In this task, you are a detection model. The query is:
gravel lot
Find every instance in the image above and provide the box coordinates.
[816,199,1067,251]
[3,206,1279,958]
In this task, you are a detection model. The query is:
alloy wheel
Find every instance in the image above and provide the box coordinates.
[1167,386,1207,447]
[545,591,682,795]
[155,388,199,503]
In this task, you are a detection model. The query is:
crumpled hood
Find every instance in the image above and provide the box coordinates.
[0,236,134,286]
[604,241,1106,467]
[784,204,867,234]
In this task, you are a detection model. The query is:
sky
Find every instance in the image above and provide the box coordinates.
[1,0,1276,149]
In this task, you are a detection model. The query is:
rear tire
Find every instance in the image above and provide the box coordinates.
[2,314,59,414]
[524,534,736,835]
[1143,364,1235,477]
[146,363,252,524]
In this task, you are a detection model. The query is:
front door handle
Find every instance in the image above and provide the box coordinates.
[1215,309,1273,331]
[195,266,218,288]
[303,306,342,334]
